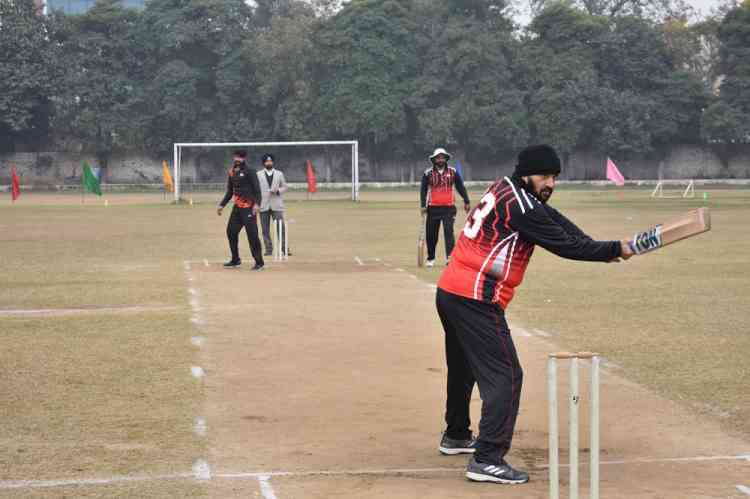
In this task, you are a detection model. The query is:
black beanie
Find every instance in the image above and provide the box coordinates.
[261,153,274,164]
[233,150,247,159]
[514,145,561,177]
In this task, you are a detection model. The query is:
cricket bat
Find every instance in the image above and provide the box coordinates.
[417,214,427,267]
[628,208,711,255]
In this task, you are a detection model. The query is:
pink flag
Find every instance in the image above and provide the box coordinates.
[606,157,625,186]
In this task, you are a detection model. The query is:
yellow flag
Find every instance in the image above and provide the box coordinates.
[162,160,174,192]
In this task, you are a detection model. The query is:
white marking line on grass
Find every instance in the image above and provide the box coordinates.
[258,475,279,499]
[0,306,179,317]
[203,259,210,267]
[191,366,205,379]
[354,256,364,266]
[514,328,532,338]
[737,485,750,495]
[192,459,212,480]
[0,473,192,490]
[395,268,405,272]
[194,417,207,437]
[533,329,552,337]
[191,336,205,347]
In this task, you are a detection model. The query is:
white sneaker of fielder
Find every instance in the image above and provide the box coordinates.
[426,259,435,267]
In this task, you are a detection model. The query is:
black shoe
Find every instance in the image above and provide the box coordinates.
[252,264,264,271]
[465,456,529,484]
[223,259,241,268]
[439,432,476,455]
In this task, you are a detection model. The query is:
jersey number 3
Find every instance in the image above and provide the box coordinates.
[463,192,496,239]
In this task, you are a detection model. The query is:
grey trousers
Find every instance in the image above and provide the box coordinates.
[260,210,286,254]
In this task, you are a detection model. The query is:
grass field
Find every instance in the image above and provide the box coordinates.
[0,187,748,497]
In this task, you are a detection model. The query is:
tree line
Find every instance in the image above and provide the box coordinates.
[1,0,749,170]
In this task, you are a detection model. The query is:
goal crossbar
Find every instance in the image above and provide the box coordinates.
[172,140,359,202]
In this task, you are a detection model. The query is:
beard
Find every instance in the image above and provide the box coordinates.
[538,187,553,202]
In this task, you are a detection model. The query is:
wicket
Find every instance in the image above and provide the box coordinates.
[548,352,600,499]
[273,218,289,261]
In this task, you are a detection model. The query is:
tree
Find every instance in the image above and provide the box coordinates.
[244,1,320,139]
[412,4,527,158]
[710,2,750,141]
[52,0,144,168]
[313,0,422,165]
[135,0,258,154]
[0,0,60,150]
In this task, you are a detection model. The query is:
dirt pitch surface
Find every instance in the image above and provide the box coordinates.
[1,190,749,498]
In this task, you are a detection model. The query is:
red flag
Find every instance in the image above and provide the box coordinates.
[606,157,625,186]
[11,166,20,201]
[306,160,317,193]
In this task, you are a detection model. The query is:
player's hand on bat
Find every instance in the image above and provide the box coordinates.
[619,240,635,260]
[464,203,471,213]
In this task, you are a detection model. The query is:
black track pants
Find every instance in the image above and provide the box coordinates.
[436,288,523,465]
[426,205,457,261]
[227,206,264,266]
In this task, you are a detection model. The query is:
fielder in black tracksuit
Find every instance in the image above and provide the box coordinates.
[420,164,471,262]
[218,156,264,268]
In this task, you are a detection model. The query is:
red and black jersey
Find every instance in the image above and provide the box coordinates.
[438,176,621,309]
[420,166,470,208]
[219,164,261,209]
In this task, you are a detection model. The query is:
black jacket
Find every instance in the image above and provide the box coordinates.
[218,164,262,208]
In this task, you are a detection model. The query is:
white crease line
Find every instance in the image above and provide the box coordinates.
[191,366,205,379]
[374,258,381,262]
[536,454,750,469]
[514,328,532,337]
[203,259,209,267]
[534,329,552,338]
[191,336,205,347]
[395,268,405,272]
[737,485,750,495]
[258,475,279,499]
[4,454,750,490]
[192,459,211,480]
[190,317,205,327]
[194,418,207,437]
[354,256,364,266]
[216,467,463,479]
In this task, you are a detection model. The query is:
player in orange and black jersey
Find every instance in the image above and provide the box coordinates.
[435,145,634,485]
[420,148,471,267]
[217,150,264,270]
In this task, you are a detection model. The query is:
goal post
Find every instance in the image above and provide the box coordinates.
[172,140,360,202]
[651,180,695,199]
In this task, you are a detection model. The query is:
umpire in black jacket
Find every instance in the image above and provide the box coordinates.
[217,150,265,270]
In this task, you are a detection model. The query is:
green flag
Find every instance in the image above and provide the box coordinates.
[82,162,102,196]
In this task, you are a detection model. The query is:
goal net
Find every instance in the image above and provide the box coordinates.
[651,180,695,199]
[172,141,360,202]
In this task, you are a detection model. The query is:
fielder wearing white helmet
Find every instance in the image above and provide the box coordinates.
[430,148,452,163]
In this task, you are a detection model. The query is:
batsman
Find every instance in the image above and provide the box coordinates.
[435,145,635,484]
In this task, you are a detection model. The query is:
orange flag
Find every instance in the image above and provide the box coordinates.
[162,160,174,192]
[306,160,317,193]
[11,166,20,201]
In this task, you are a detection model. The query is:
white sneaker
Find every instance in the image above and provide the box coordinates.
[426,259,435,267]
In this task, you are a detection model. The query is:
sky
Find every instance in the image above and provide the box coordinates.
[512,0,725,26]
